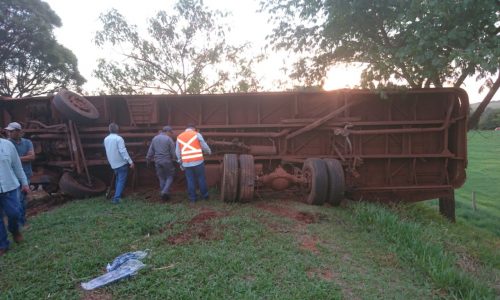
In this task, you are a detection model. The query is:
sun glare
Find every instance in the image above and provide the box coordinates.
[323,64,363,90]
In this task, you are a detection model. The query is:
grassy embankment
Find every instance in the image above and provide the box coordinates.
[1,196,498,299]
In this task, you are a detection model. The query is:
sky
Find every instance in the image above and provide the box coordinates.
[45,0,496,103]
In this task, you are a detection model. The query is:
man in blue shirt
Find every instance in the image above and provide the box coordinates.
[104,123,134,204]
[146,126,176,201]
[5,122,34,225]
[0,138,29,256]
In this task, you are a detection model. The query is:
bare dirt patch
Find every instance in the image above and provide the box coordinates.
[255,203,322,224]
[254,202,327,255]
[137,188,162,203]
[26,191,68,218]
[306,268,337,281]
[189,210,222,224]
[166,208,227,245]
[300,235,320,254]
[134,188,180,204]
[81,290,113,300]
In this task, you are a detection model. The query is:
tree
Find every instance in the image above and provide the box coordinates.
[263,0,500,128]
[478,108,500,130]
[94,0,260,95]
[0,0,85,97]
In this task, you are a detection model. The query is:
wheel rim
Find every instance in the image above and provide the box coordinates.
[67,93,93,113]
[301,158,328,205]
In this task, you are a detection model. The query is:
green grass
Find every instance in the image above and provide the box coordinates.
[427,131,500,236]
[1,196,499,299]
[350,203,497,299]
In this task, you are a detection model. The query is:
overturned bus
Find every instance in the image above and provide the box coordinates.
[0,88,468,220]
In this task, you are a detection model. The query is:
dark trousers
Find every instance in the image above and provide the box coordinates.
[155,162,175,195]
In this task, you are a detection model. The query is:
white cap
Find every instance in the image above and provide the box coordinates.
[5,122,22,131]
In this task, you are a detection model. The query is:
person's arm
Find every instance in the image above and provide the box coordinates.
[9,143,29,192]
[197,133,211,155]
[20,140,35,162]
[146,140,154,163]
[175,140,181,164]
[168,139,177,161]
[117,136,134,168]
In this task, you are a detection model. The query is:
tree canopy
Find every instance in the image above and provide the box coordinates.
[263,0,499,127]
[0,0,85,97]
[94,0,260,95]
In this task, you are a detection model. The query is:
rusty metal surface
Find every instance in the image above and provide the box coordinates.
[0,88,469,203]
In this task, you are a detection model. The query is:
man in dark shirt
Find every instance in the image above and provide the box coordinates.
[5,122,34,225]
[146,126,176,201]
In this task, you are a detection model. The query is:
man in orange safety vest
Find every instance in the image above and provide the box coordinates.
[175,124,212,204]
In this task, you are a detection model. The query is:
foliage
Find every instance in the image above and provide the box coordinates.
[262,0,499,90]
[478,108,500,130]
[94,0,260,95]
[0,0,85,97]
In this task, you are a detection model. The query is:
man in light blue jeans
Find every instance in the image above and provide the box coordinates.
[0,138,30,256]
[104,123,134,204]
[5,122,35,225]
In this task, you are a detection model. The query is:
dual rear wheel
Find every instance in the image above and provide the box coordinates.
[302,158,345,206]
[221,155,345,206]
[221,154,255,203]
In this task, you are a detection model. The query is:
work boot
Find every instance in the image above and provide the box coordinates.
[161,194,170,201]
[0,248,7,256]
[13,232,24,244]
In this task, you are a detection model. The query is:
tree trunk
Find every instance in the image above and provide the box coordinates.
[468,71,500,130]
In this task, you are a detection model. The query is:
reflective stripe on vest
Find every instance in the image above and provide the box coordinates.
[177,130,203,163]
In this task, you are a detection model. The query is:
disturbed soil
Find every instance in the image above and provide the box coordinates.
[166,208,228,245]
[26,191,68,217]
[306,268,336,281]
[81,290,113,300]
[255,202,324,224]
[253,202,326,255]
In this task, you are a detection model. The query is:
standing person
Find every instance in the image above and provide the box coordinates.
[104,123,134,204]
[146,126,176,201]
[175,124,211,204]
[0,138,29,256]
[5,122,34,225]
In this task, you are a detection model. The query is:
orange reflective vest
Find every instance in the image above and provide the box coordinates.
[177,130,204,163]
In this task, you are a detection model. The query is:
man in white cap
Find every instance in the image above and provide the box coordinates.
[0,136,30,256]
[104,123,134,204]
[146,126,176,201]
[5,122,34,225]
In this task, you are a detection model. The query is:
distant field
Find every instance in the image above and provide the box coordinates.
[428,131,500,236]
[470,100,500,111]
